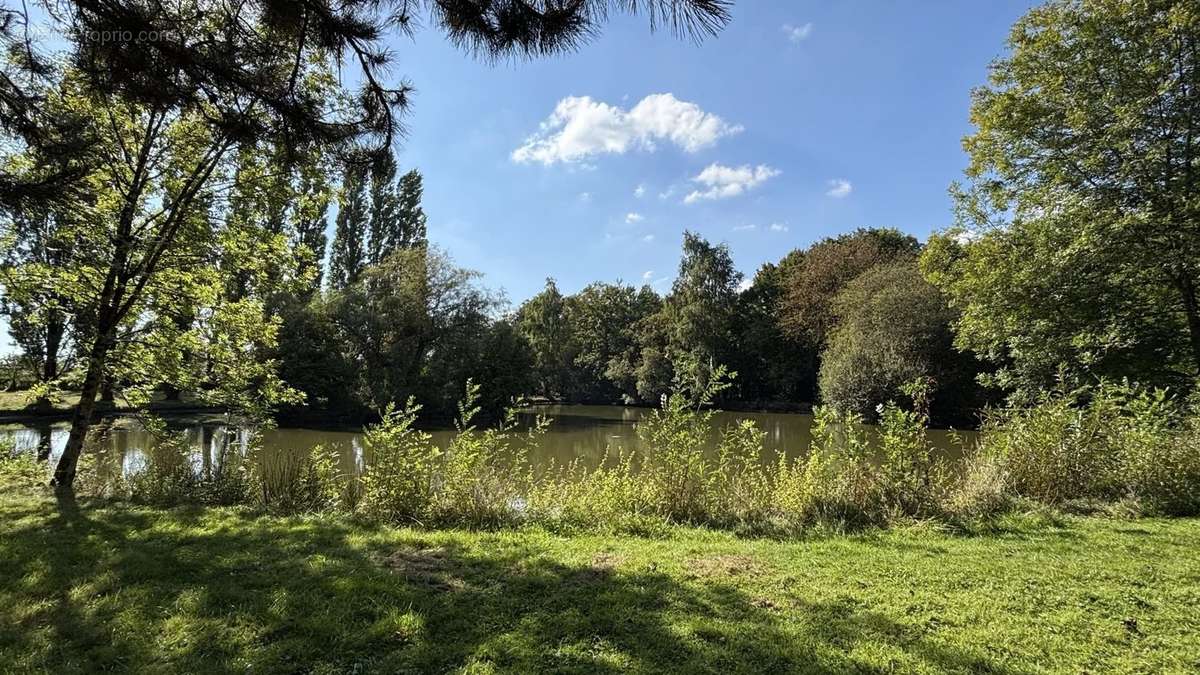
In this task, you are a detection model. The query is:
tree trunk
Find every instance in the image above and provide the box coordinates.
[50,331,113,487]
[100,374,115,403]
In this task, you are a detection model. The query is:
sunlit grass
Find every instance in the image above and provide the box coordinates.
[1,481,1198,673]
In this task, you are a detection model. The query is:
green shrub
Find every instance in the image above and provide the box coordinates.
[358,399,441,525]
[526,449,649,532]
[431,382,542,528]
[120,424,251,506]
[978,388,1125,503]
[774,406,885,532]
[249,442,347,514]
[0,439,43,487]
[1115,391,1200,516]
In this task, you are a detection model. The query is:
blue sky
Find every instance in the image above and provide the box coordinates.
[389,1,1035,302]
[0,1,1036,355]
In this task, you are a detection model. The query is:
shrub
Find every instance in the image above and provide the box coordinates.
[0,439,43,487]
[944,453,1012,521]
[774,406,886,532]
[526,449,649,532]
[431,382,542,528]
[249,442,347,514]
[357,399,441,525]
[120,422,251,506]
[1116,391,1200,516]
[708,420,774,528]
[978,388,1124,503]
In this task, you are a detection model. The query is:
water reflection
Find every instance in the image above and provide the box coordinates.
[1,405,976,481]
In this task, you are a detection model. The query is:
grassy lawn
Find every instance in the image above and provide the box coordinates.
[1,483,1198,674]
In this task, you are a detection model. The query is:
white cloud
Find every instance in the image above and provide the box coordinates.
[579,192,592,202]
[642,270,655,281]
[782,22,813,43]
[512,93,742,165]
[642,234,656,243]
[684,163,780,204]
[625,212,644,224]
[634,183,646,198]
[737,278,754,293]
[769,223,790,232]
[732,224,757,232]
[826,179,852,198]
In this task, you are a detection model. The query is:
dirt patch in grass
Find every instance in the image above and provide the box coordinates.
[376,546,468,592]
[685,554,767,579]
[590,551,627,571]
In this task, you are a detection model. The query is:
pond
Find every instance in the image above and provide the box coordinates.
[1,405,978,480]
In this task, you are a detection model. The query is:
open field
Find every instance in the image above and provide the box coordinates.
[1,481,1198,674]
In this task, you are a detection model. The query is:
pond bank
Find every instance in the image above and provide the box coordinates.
[1,482,1197,673]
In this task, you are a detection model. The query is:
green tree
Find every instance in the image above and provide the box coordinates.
[367,153,400,265]
[570,282,662,402]
[329,162,369,290]
[0,205,77,403]
[819,262,980,421]
[516,279,578,399]
[661,231,742,392]
[730,253,816,403]
[395,169,429,250]
[927,0,1200,396]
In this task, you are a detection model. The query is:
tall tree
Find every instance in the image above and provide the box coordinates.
[329,163,369,290]
[367,153,400,265]
[661,231,742,392]
[395,169,428,250]
[0,205,76,401]
[516,278,576,398]
[927,0,1200,396]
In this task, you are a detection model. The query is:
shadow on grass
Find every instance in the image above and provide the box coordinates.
[0,491,1015,674]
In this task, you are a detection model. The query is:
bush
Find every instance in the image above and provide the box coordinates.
[431,382,542,527]
[120,423,251,506]
[357,400,441,524]
[944,453,1012,521]
[774,407,885,532]
[526,449,649,532]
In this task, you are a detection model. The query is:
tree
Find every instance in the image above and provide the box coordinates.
[662,232,742,388]
[329,247,505,419]
[395,169,429,250]
[570,281,662,402]
[928,0,1200,396]
[818,262,978,420]
[730,253,816,403]
[329,162,370,290]
[367,153,400,265]
[516,279,577,398]
[23,71,306,486]
[779,228,920,346]
[0,205,77,402]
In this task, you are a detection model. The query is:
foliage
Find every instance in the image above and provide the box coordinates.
[928,0,1200,398]
[779,228,920,346]
[358,400,442,525]
[818,262,981,421]
[977,382,1200,515]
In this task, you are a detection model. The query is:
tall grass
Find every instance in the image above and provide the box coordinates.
[10,375,1198,534]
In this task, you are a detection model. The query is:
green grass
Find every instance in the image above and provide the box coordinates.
[1,483,1198,674]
